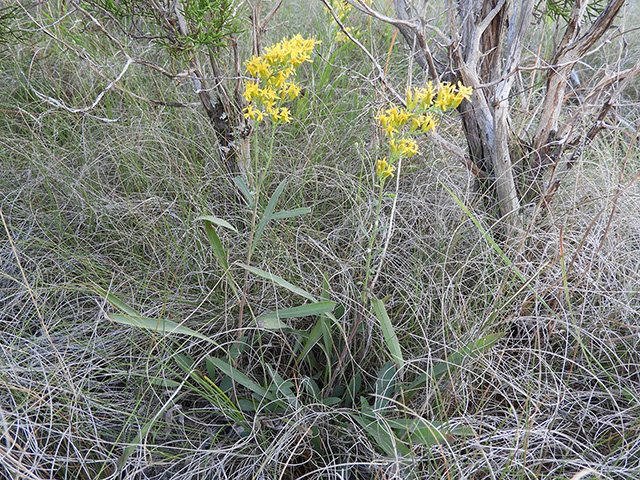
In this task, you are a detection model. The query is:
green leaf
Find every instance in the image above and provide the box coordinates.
[297,316,327,363]
[387,418,450,447]
[250,179,287,256]
[266,364,296,404]
[258,316,303,333]
[371,296,404,369]
[200,221,229,270]
[373,361,396,411]
[108,313,217,345]
[94,287,138,317]
[233,176,254,207]
[239,264,317,302]
[195,215,238,233]
[257,301,336,324]
[271,207,311,219]
[207,356,271,399]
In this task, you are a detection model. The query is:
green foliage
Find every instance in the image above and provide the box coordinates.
[88,0,239,56]
[542,0,609,22]
[0,4,18,44]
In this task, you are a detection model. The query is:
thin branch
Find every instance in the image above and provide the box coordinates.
[27,58,134,121]
[322,0,403,105]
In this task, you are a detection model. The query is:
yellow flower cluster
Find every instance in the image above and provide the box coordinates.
[374,81,472,182]
[433,82,473,112]
[376,158,394,178]
[243,35,320,124]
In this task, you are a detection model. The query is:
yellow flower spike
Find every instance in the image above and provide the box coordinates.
[242,35,319,125]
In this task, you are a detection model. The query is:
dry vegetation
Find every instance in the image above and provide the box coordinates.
[1,1,640,479]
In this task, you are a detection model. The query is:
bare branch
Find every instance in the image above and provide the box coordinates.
[27,57,134,121]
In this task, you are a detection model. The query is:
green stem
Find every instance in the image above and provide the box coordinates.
[236,122,278,338]
[362,180,385,301]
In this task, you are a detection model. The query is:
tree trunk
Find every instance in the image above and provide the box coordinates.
[453,0,528,223]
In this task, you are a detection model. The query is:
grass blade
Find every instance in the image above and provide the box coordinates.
[208,356,269,399]
[200,220,229,270]
[108,314,217,345]
[195,215,238,233]
[249,179,287,256]
[257,301,336,322]
[271,207,311,219]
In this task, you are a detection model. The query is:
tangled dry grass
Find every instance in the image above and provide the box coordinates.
[2,1,640,479]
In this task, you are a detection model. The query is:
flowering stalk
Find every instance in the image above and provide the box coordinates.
[364,81,473,296]
[236,35,319,335]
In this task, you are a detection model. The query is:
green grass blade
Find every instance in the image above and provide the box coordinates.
[373,361,396,411]
[199,220,229,270]
[195,215,238,233]
[249,179,287,256]
[94,287,139,317]
[257,301,336,322]
[233,175,254,207]
[207,356,270,399]
[270,207,311,219]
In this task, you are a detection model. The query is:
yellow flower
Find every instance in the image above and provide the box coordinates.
[410,113,436,133]
[245,56,271,78]
[376,158,395,179]
[243,104,264,122]
[389,137,418,157]
[434,82,456,112]
[281,82,301,100]
[243,81,260,102]
[270,107,291,123]
[451,82,473,108]
[419,82,436,109]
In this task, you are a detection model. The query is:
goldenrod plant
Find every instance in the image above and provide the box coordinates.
[3,1,640,479]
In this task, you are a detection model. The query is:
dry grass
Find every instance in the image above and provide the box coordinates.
[1,1,640,479]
